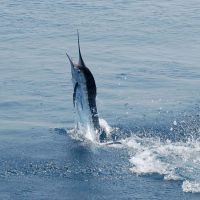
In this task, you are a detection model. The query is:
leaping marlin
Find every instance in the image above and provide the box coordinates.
[66,31,106,142]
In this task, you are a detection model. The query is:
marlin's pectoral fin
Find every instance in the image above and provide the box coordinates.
[73,82,78,107]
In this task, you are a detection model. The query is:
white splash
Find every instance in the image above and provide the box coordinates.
[182,180,200,193]
[121,135,200,193]
[70,118,112,143]
[85,124,96,142]
[69,119,200,193]
[99,118,112,136]
[129,150,169,174]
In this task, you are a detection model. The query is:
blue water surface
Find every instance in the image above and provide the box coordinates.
[0,0,200,199]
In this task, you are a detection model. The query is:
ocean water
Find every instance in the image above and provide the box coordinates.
[0,0,200,199]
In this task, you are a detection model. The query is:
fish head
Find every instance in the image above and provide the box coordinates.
[66,53,86,87]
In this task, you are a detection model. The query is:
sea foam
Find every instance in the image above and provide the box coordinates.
[121,134,200,193]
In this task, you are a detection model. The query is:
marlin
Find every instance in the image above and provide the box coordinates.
[66,32,106,142]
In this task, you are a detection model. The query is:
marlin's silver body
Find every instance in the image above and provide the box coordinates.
[66,33,106,142]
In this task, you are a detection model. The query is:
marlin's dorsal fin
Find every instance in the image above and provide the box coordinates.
[77,30,85,67]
